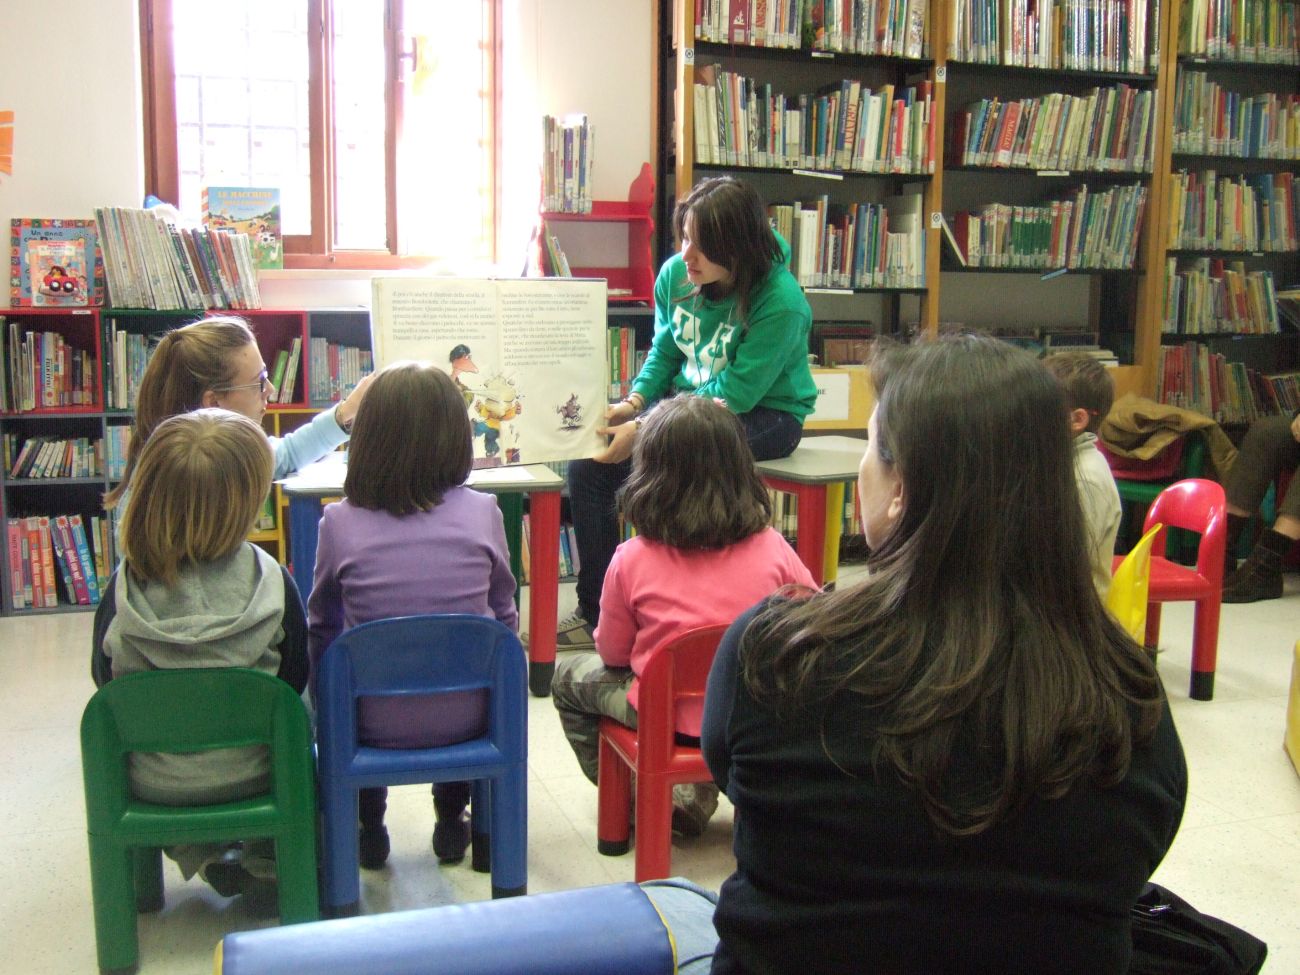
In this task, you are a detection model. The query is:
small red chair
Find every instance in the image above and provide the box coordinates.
[1112,478,1226,701]
[595,623,728,882]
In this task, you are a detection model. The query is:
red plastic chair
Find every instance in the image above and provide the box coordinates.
[1112,478,1226,701]
[595,623,728,882]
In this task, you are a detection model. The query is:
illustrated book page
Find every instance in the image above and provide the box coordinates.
[370,276,608,466]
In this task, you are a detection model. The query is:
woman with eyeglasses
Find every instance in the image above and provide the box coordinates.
[104,316,372,514]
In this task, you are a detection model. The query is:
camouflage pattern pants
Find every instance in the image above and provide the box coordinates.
[550,651,637,783]
[551,650,720,834]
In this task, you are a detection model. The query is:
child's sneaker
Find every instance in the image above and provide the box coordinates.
[359,824,390,870]
[432,812,471,864]
[670,783,720,838]
[555,612,596,651]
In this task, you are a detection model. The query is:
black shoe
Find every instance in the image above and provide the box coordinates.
[200,848,251,898]
[359,825,390,870]
[1222,564,1284,603]
[432,813,471,864]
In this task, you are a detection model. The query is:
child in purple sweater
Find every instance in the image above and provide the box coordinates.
[307,362,518,871]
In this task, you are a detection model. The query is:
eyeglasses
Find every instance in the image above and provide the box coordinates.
[212,370,271,395]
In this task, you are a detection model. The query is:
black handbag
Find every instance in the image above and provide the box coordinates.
[1129,883,1267,975]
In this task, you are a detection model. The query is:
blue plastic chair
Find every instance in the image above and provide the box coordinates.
[316,614,527,915]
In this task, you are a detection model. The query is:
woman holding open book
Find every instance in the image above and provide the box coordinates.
[558,177,818,652]
[104,316,371,515]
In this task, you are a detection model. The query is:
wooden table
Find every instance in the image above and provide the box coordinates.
[755,435,866,587]
[280,457,564,697]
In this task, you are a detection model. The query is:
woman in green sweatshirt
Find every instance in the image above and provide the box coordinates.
[559,177,818,650]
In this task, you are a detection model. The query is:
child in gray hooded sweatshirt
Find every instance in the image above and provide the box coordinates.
[92,408,307,911]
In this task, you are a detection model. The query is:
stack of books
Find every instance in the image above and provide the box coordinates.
[542,115,593,214]
[3,320,95,411]
[5,514,107,608]
[94,206,262,310]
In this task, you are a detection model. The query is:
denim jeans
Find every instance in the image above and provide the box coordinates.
[568,405,802,623]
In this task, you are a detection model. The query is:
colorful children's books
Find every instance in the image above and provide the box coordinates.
[9,218,105,306]
[201,186,282,270]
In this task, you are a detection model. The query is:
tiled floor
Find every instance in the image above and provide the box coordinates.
[3,572,1299,973]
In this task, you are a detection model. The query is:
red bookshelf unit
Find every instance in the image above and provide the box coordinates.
[541,162,655,304]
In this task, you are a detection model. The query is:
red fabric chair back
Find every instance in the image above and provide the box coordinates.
[1098,437,1185,481]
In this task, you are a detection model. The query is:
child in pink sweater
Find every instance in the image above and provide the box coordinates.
[551,395,816,835]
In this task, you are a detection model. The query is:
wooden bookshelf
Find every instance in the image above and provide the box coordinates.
[651,0,1297,406]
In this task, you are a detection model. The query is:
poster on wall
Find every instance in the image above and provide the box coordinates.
[0,110,12,178]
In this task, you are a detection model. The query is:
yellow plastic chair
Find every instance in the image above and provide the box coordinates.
[1106,523,1162,642]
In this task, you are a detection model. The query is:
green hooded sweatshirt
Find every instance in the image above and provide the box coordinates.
[632,232,818,419]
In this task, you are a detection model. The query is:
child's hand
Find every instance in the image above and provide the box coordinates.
[605,400,638,426]
[336,373,375,429]
[593,417,638,463]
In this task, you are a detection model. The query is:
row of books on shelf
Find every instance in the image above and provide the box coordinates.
[1157,340,1300,424]
[692,68,936,174]
[769,193,926,288]
[1162,259,1281,334]
[1172,74,1300,159]
[946,0,1158,72]
[976,325,1119,362]
[517,515,582,583]
[767,484,866,542]
[94,206,263,311]
[267,338,303,405]
[6,513,109,609]
[4,436,102,480]
[2,321,94,412]
[948,83,1156,173]
[608,327,649,401]
[1167,170,1298,252]
[939,183,1149,270]
[104,320,151,411]
[542,115,594,215]
[690,0,811,50]
[308,338,373,405]
[1177,0,1300,63]
[806,0,929,58]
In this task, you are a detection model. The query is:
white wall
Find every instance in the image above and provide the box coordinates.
[0,0,145,231]
[0,0,651,309]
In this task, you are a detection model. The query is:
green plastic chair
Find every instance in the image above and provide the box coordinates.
[80,669,319,974]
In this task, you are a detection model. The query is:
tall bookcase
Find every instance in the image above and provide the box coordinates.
[654,0,1299,402]
[1,306,371,615]
[1153,0,1300,421]
[658,0,943,350]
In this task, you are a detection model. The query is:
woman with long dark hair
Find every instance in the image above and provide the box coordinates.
[700,335,1187,973]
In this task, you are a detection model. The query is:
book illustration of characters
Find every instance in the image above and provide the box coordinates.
[555,393,584,430]
[201,187,282,270]
[473,374,523,465]
[10,218,105,306]
[450,343,480,405]
[28,240,89,306]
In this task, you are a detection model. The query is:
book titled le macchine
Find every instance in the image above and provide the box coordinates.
[201,186,282,270]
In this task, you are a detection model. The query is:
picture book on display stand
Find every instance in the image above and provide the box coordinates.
[8,218,106,306]
[370,277,608,466]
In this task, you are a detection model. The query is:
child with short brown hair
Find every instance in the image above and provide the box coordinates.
[1044,352,1121,596]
